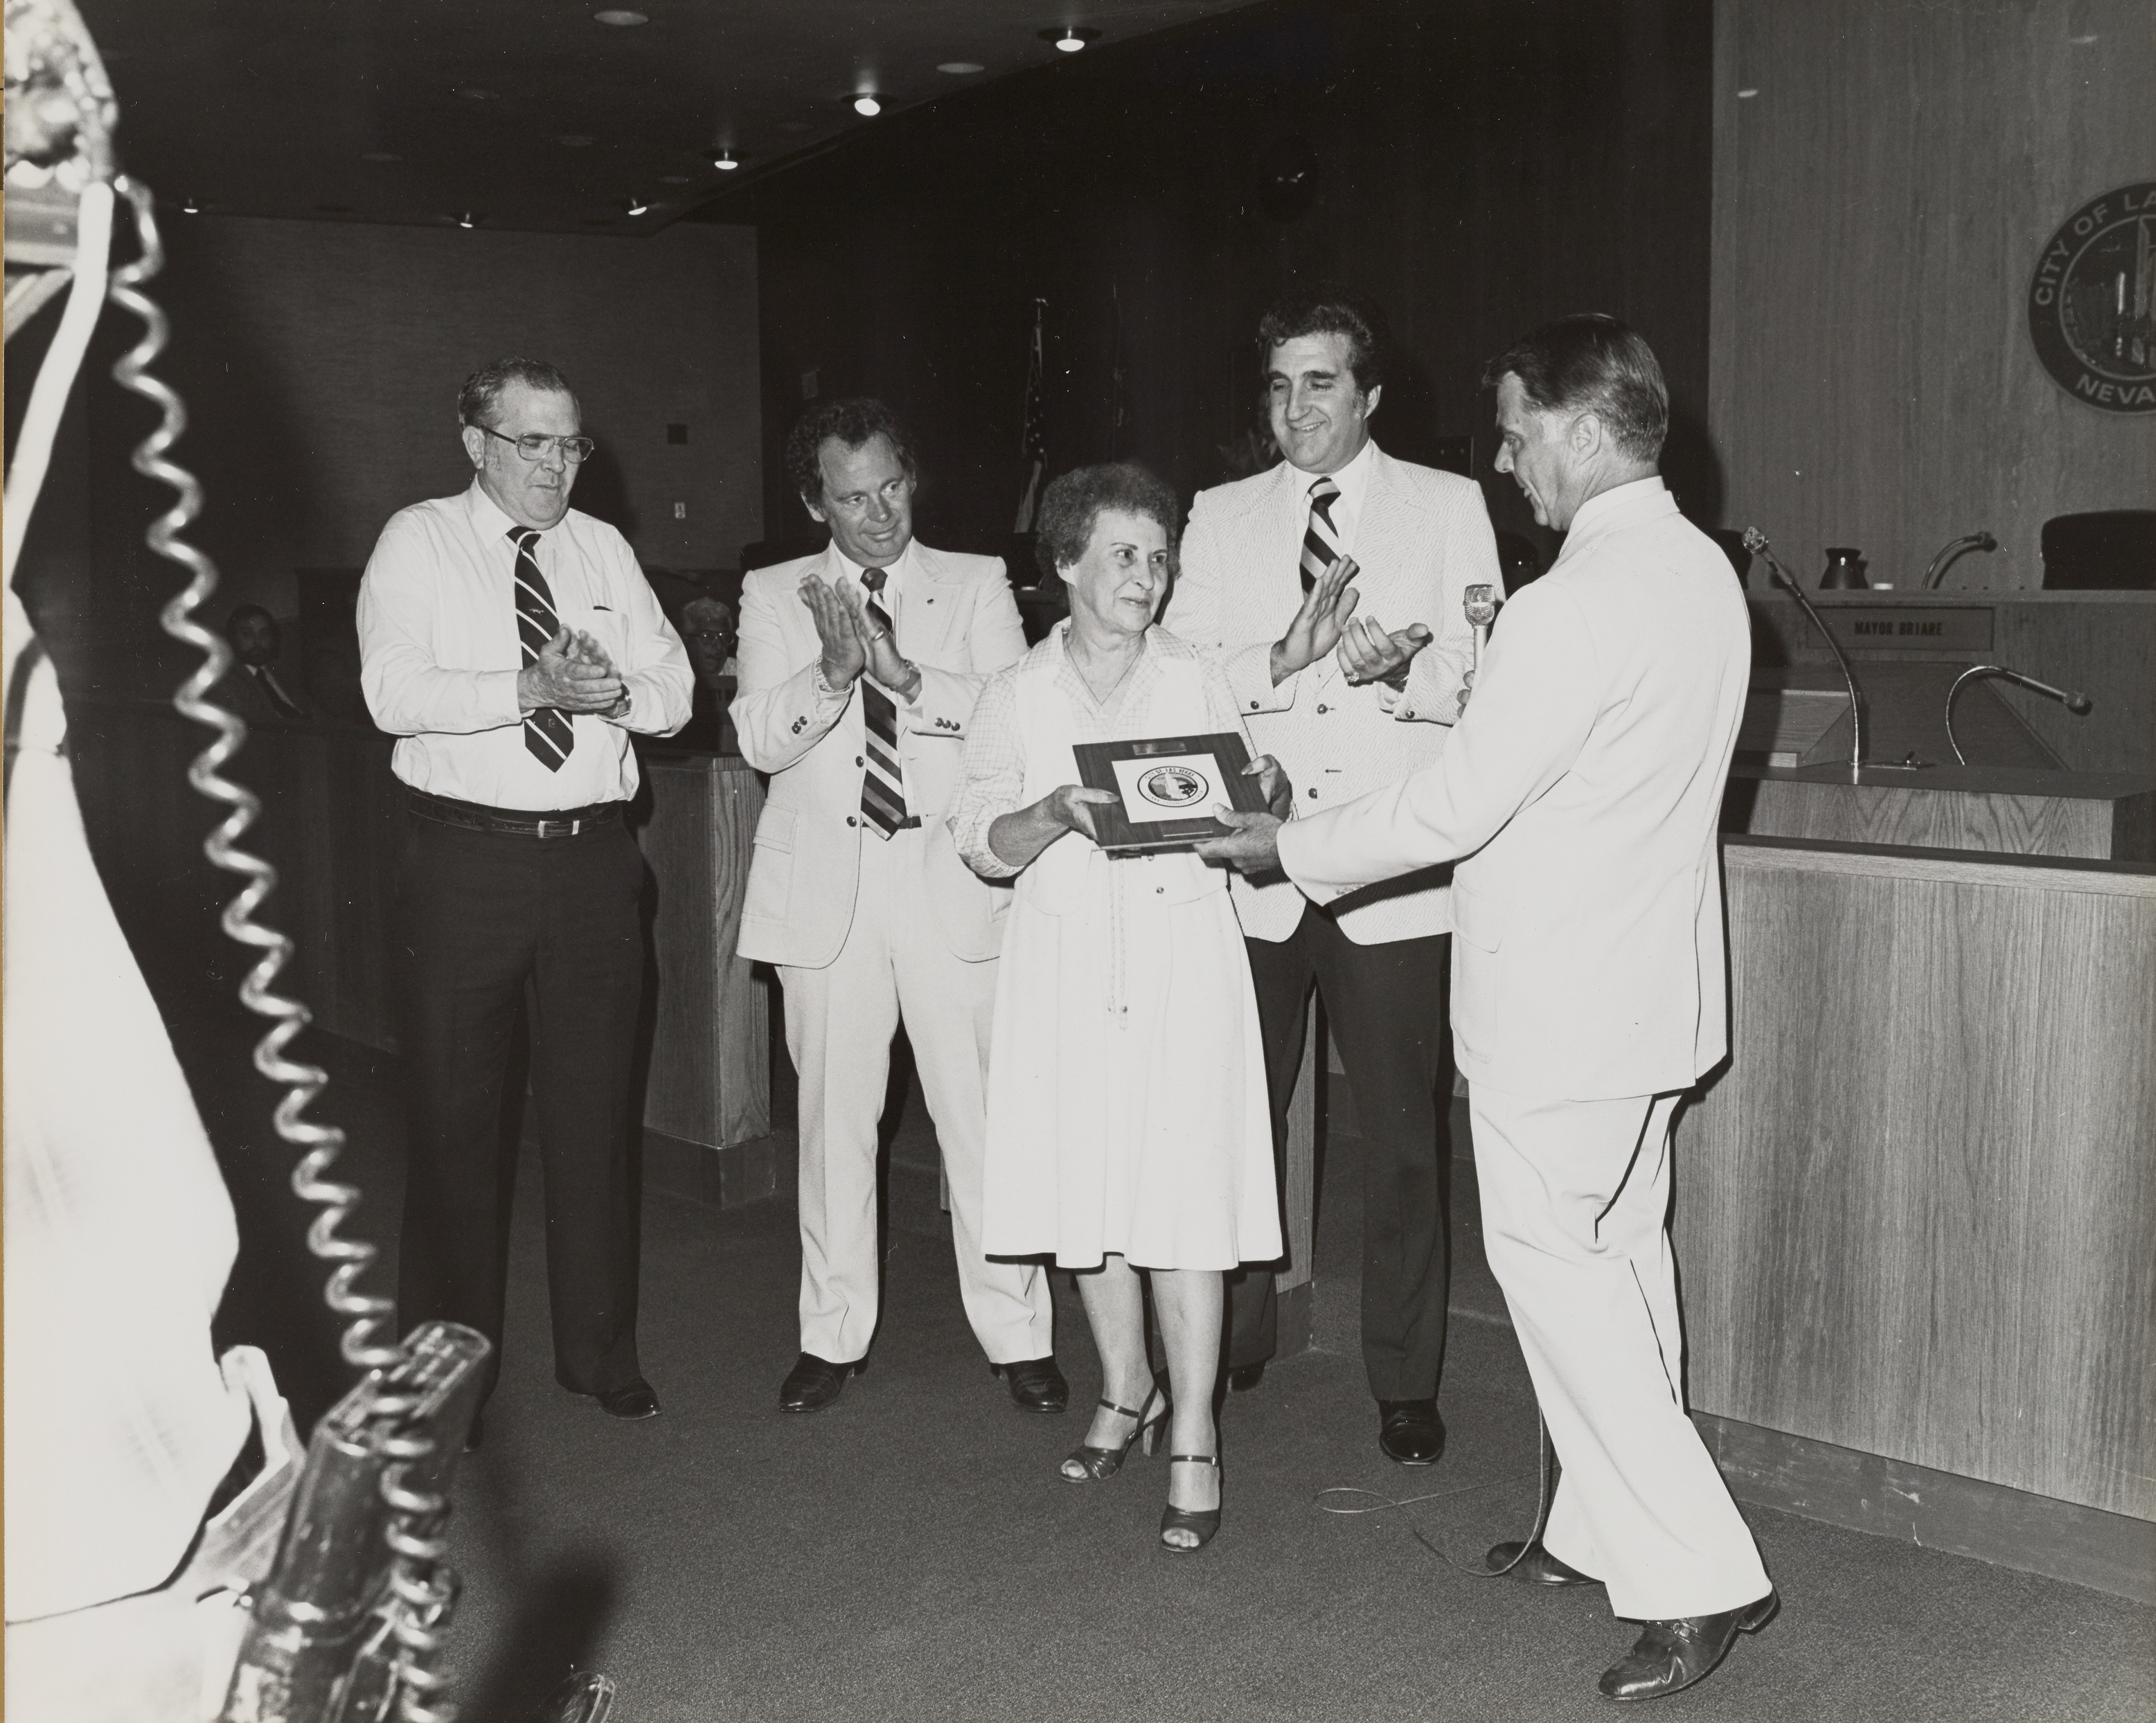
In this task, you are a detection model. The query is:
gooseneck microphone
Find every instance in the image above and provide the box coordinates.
[1944,664,2094,766]
[1920,530,1998,591]
[1743,528,1865,785]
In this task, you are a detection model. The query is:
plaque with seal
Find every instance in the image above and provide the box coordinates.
[1072,731,1269,855]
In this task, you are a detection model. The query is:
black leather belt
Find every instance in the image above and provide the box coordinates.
[408,787,623,839]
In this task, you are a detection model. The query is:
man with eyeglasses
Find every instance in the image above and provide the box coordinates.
[357,357,693,1440]
[733,397,1059,1416]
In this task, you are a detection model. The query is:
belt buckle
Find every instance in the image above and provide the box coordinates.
[533,815,582,839]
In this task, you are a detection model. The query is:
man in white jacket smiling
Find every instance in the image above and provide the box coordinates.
[1200,315,1776,1704]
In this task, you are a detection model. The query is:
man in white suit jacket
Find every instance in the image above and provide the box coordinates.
[733,400,1057,1416]
[1166,286,1500,1469]
[1200,318,1776,1704]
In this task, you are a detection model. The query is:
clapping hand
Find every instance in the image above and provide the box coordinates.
[519,626,623,712]
[1270,555,1362,684]
[1337,615,1433,689]
[835,580,916,692]
[799,573,866,689]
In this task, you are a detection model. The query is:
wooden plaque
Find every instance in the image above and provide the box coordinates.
[1072,731,1267,854]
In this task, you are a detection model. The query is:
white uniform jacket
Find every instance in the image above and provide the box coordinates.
[1276,479,1750,1099]
[733,542,1026,970]
[1166,445,1500,943]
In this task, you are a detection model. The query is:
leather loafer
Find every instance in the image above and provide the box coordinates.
[1599,1589,1779,1701]
[1486,1540,1599,1587]
[993,1355,1069,1413]
[1226,1363,1266,1394]
[594,1380,661,1420]
[779,1352,862,1413]
[1377,1399,1445,1466]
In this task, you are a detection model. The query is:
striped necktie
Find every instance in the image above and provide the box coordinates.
[509,526,575,771]
[857,568,907,837]
[1299,475,1342,593]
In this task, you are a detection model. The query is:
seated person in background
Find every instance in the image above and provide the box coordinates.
[948,462,1355,1553]
[222,604,310,721]
[672,595,741,752]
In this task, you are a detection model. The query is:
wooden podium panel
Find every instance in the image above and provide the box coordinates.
[1675,839,2156,1533]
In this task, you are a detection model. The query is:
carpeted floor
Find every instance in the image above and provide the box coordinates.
[409,1077,2156,1723]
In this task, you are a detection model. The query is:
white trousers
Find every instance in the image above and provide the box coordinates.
[1471,1082,1771,1621]
[778,825,1052,1366]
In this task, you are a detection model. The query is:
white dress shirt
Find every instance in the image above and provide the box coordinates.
[357,481,693,810]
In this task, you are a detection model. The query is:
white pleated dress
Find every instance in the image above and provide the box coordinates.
[950,624,1282,1272]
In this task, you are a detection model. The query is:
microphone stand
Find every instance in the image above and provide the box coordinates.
[1743,528,1864,785]
[1944,665,2094,766]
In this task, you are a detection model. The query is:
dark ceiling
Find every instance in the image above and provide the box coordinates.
[74,0,1258,235]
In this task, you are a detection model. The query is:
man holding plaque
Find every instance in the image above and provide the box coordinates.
[1199,316,1775,1702]
[733,398,1060,1417]
[1166,285,1502,1467]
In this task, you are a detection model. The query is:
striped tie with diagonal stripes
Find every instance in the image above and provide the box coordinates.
[1299,474,1342,593]
[508,526,575,771]
[857,568,906,837]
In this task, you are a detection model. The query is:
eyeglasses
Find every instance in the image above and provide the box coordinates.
[471,422,597,463]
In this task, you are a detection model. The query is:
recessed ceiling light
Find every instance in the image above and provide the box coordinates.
[455,211,481,228]
[361,150,402,162]
[852,93,882,117]
[623,196,650,215]
[657,173,691,185]
[1039,26,1101,52]
[938,62,986,75]
[711,148,743,170]
[594,8,648,23]
[454,86,499,101]
[180,196,201,215]
[557,134,596,148]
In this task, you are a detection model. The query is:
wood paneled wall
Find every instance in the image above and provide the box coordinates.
[52,215,760,700]
[1709,0,2156,591]
[703,0,1713,564]
[1676,839,2156,1519]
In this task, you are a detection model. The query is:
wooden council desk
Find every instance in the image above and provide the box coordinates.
[1673,836,2156,1602]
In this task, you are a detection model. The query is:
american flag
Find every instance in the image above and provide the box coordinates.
[1013,296,1046,533]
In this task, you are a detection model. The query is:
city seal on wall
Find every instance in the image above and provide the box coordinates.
[2027,181,2156,414]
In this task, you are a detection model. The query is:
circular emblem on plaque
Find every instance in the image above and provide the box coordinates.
[2026,181,2156,413]
[1137,765,1207,807]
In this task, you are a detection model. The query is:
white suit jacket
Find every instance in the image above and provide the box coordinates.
[1166,445,1500,943]
[1276,479,1750,1100]
[733,542,1026,970]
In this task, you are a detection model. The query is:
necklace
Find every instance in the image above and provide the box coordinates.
[1068,634,1143,707]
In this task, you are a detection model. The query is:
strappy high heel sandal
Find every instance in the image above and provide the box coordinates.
[1159,1452,1221,1552]
[1059,1384,1168,1483]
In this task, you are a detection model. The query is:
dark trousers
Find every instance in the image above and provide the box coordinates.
[393,811,648,1403]
[1227,906,1452,1403]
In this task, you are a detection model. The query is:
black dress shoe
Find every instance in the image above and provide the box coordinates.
[993,1355,1069,1413]
[1599,1590,1779,1701]
[1377,1399,1445,1466]
[594,1380,661,1420]
[1486,1540,1599,1587]
[779,1352,862,1413]
[1226,1363,1265,1394]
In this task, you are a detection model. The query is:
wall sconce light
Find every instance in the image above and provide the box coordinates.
[1039,26,1101,52]
[852,93,882,117]
[180,196,202,214]
[711,148,742,170]
[623,195,650,215]
[456,211,480,228]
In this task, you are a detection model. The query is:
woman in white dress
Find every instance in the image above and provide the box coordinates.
[950,463,1349,1552]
